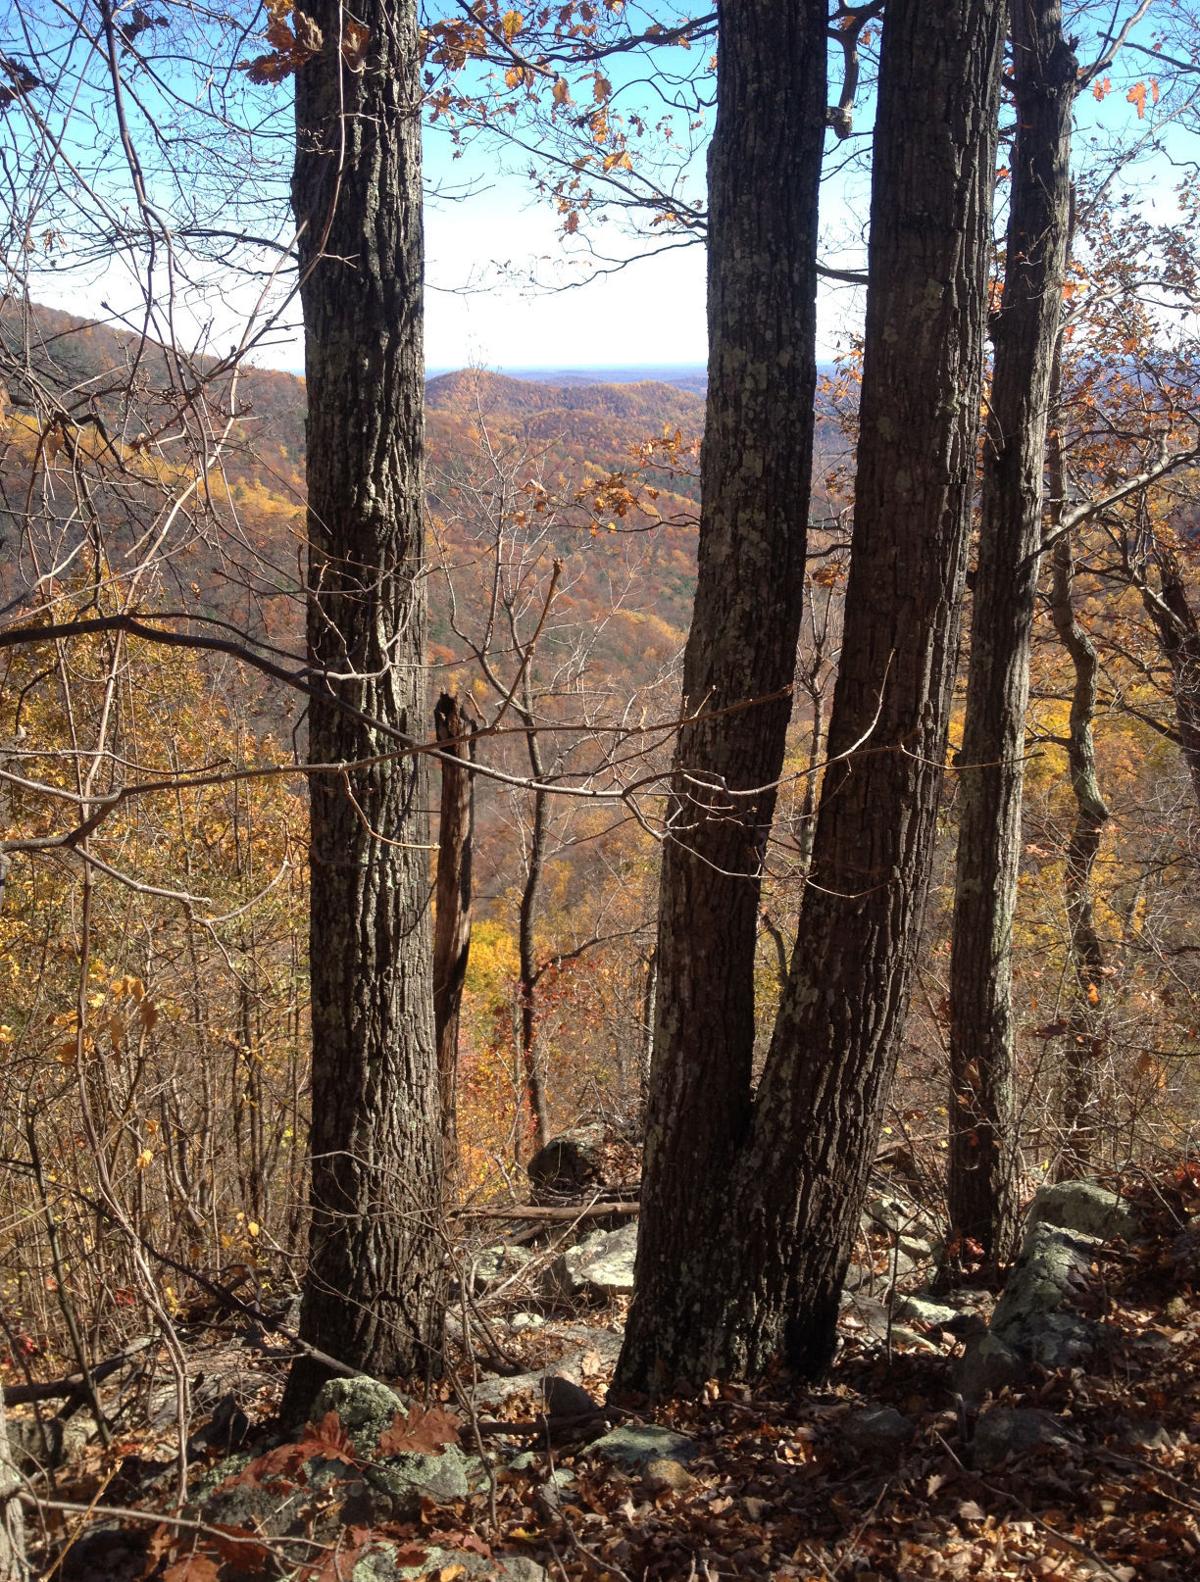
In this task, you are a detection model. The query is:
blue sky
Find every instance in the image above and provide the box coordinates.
[10,0,1193,375]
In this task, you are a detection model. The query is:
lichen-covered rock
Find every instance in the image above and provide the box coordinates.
[990,1223,1096,1350]
[842,1406,914,1460]
[895,1294,963,1330]
[958,1332,1024,1403]
[526,1125,638,1200]
[972,1407,1072,1468]
[549,1222,638,1300]
[958,1222,1098,1399]
[468,1243,533,1293]
[1025,1180,1141,1243]
[312,1377,409,1456]
[588,1424,699,1468]
[352,1542,549,1581]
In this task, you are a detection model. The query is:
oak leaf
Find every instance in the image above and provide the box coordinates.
[376,1403,461,1457]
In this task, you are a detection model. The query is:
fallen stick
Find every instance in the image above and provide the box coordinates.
[2,1337,154,1406]
[457,1202,640,1222]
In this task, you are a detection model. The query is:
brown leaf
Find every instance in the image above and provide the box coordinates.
[341,19,370,69]
[162,1555,222,1582]
[376,1404,460,1457]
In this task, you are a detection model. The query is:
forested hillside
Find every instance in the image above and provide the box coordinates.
[2,0,1200,1578]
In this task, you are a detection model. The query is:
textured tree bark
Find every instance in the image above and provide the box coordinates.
[282,0,445,1420]
[433,694,476,1187]
[1048,462,1110,1178]
[617,0,1005,1396]
[1140,550,1200,813]
[0,1393,26,1581]
[1044,325,1110,1175]
[516,700,551,1155]
[614,0,826,1393]
[947,0,1076,1263]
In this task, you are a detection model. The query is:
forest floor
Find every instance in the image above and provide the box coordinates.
[18,1167,1200,1582]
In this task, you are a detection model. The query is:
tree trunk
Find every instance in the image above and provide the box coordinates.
[282,0,445,1419]
[1140,548,1200,812]
[0,1394,26,1582]
[615,0,826,1395]
[947,0,1076,1263]
[617,0,1004,1395]
[433,694,476,1189]
[1047,384,1110,1177]
[517,711,551,1154]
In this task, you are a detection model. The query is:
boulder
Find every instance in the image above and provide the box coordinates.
[196,1375,478,1536]
[958,1332,1024,1402]
[468,1244,533,1294]
[990,1223,1096,1361]
[549,1221,638,1300]
[526,1125,638,1200]
[351,1542,549,1580]
[895,1294,963,1330]
[972,1407,1072,1468]
[1025,1180,1141,1243]
[588,1424,699,1469]
[311,1376,410,1455]
[842,1406,914,1461]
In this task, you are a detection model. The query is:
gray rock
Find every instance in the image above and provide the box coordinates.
[958,1332,1024,1403]
[352,1543,549,1581]
[469,1244,533,1293]
[864,1194,924,1235]
[540,1374,597,1420]
[1025,1180,1141,1243]
[550,1222,639,1300]
[510,1311,546,1330]
[588,1424,699,1468]
[895,1294,962,1329]
[1115,1418,1174,1451]
[310,1377,473,1521]
[312,1376,409,1456]
[991,1223,1095,1344]
[972,1408,1072,1468]
[842,1406,914,1460]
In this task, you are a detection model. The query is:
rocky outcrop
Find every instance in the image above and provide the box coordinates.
[960,1181,1142,1401]
[547,1222,638,1300]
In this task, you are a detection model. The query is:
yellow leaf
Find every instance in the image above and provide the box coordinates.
[501,8,523,41]
[136,1149,154,1170]
[552,76,570,105]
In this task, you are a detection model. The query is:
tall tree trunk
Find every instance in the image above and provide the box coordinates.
[517,711,551,1154]
[433,693,476,1189]
[1139,547,1200,811]
[1047,389,1110,1177]
[0,1394,26,1581]
[616,0,826,1393]
[282,0,445,1419]
[947,0,1076,1263]
[617,0,1004,1395]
